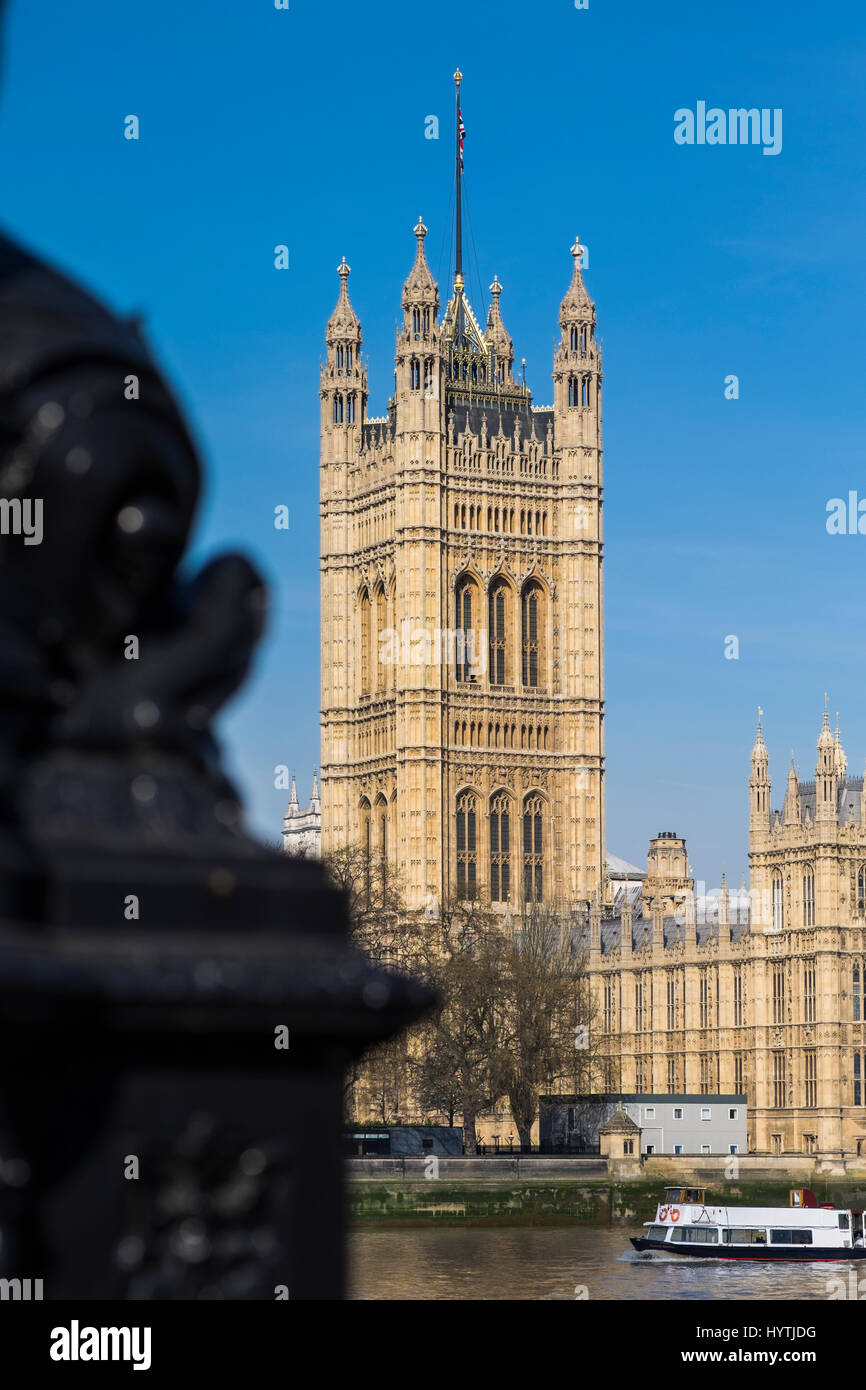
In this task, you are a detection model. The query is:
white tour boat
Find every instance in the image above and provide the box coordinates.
[631,1186,866,1261]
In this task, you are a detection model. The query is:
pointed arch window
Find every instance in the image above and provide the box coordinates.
[523,794,544,902]
[410,358,421,390]
[522,581,545,687]
[488,579,510,685]
[456,791,478,900]
[412,308,421,336]
[568,376,579,407]
[375,793,388,864]
[346,345,353,372]
[336,345,344,371]
[455,576,478,683]
[334,394,344,423]
[772,871,783,931]
[490,793,511,903]
[570,326,578,352]
[858,866,866,913]
[347,393,356,424]
[802,867,815,926]
[359,589,372,696]
[581,376,590,407]
[375,586,387,691]
[360,798,372,903]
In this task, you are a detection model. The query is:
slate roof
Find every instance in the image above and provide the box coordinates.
[776,776,864,824]
[574,905,751,957]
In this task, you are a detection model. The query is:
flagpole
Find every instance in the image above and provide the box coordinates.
[454,68,463,286]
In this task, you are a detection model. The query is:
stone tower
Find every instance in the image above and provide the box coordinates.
[320,79,604,912]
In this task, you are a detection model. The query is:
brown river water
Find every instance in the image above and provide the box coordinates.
[348,1227,860,1300]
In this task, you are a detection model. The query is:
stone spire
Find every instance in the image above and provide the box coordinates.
[749,708,770,828]
[402,217,438,305]
[784,758,801,825]
[558,234,595,326]
[310,769,321,813]
[485,275,513,376]
[816,699,838,822]
[287,772,299,818]
[326,257,361,343]
[834,714,848,778]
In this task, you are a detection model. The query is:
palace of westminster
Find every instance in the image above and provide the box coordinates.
[285,81,866,1161]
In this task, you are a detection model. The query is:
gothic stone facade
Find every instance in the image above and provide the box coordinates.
[320,225,604,912]
[591,714,866,1160]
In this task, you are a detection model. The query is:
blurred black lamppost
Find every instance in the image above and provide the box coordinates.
[0,139,432,1296]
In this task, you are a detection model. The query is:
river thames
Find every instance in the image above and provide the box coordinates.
[348,1228,854,1300]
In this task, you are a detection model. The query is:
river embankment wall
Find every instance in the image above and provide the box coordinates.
[348,1155,866,1226]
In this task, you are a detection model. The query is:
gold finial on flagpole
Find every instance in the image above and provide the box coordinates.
[454,68,463,88]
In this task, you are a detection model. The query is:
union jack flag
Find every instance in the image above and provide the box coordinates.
[458,105,465,170]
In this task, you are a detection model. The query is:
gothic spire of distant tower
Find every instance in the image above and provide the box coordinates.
[816,701,838,822]
[485,275,514,383]
[749,707,770,828]
[834,713,847,777]
[784,757,801,825]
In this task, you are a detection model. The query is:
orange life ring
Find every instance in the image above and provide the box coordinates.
[670,1207,681,1222]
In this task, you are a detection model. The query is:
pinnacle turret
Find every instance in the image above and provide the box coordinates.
[402,217,438,306]
[558,234,595,326]
[326,257,361,343]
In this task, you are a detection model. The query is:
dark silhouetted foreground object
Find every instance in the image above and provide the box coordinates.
[0,233,432,1298]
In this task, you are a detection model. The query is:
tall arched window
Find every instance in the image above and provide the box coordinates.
[581,376,590,407]
[346,346,353,371]
[490,793,511,903]
[772,871,783,931]
[375,586,387,691]
[568,376,579,407]
[333,394,344,423]
[347,393,356,423]
[456,791,478,899]
[412,308,421,335]
[488,579,510,685]
[455,575,478,683]
[857,866,866,913]
[802,867,815,926]
[336,346,344,371]
[359,588,371,695]
[359,798,372,904]
[374,793,388,863]
[410,358,421,390]
[523,794,544,902]
[522,581,545,687]
[387,578,396,688]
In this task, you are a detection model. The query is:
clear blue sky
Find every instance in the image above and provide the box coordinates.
[2,0,864,885]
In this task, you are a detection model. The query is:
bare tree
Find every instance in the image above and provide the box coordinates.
[496,900,599,1151]
[412,898,507,1152]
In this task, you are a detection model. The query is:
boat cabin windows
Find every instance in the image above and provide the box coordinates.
[839,1213,851,1230]
[769,1229,813,1245]
[671,1227,718,1245]
[722,1228,768,1245]
[663,1187,706,1205]
[648,1226,670,1240]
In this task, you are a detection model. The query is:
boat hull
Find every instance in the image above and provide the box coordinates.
[631,1236,866,1261]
